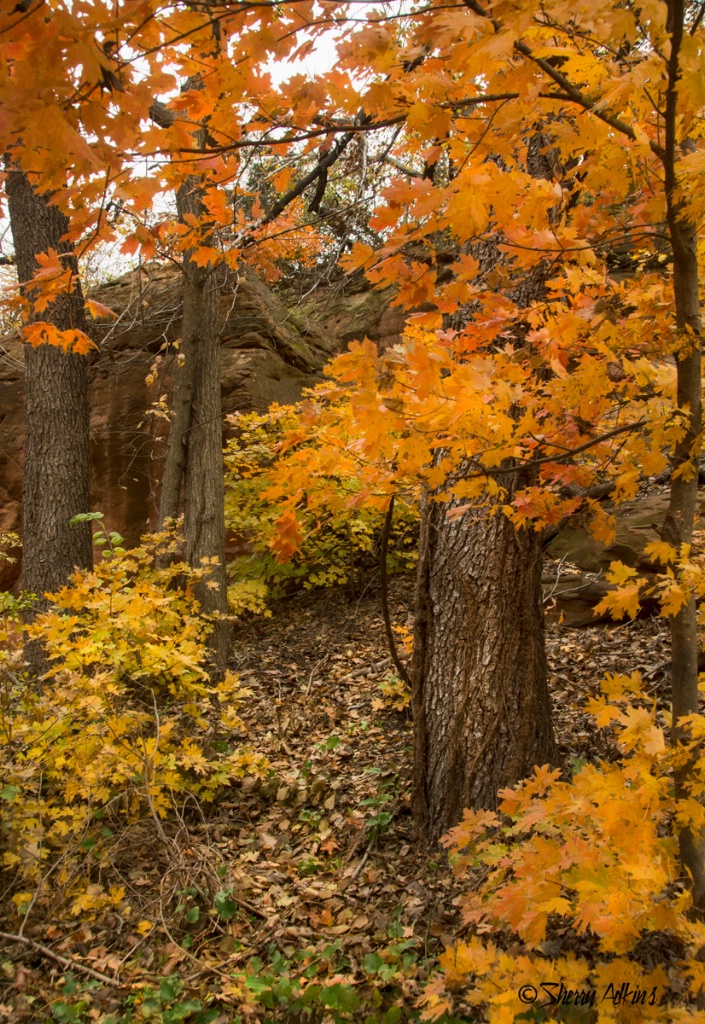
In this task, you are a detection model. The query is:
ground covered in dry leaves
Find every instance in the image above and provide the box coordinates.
[1,574,671,1023]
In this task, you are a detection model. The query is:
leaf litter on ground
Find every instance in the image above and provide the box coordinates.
[1,570,673,1022]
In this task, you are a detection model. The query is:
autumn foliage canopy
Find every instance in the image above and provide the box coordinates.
[2,0,705,1020]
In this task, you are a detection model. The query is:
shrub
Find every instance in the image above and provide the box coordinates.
[0,523,266,920]
[224,409,418,605]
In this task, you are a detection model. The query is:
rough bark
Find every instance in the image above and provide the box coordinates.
[159,173,231,675]
[157,181,198,529]
[662,0,705,914]
[5,170,92,599]
[412,472,556,841]
[182,255,231,677]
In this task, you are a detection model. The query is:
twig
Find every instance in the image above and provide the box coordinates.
[351,849,370,881]
[305,655,329,697]
[231,894,268,921]
[379,496,412,689]
[0,930,123,988]
[0,664,20,687]
[465,420,647,481]
[348,658,391,680]
[542,552,570,605]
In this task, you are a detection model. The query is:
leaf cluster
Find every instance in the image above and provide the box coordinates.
[224,409,418,605]
[420,672,705,1023]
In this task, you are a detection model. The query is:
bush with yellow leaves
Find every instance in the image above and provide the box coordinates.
[224,408,418,604]
[0,523,267,921]
[420,670,705,1023]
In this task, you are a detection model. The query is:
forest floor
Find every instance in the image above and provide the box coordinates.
[2,572,672,1023]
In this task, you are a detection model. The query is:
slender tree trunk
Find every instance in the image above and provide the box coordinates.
[157,180,198,529]
[663,0,705,914]
[158,174,231,675]
[5,170,92,599]
[412,469,555,841]
[182,256,230,677]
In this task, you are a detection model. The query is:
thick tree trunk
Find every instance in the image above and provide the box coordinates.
[663,0,705,914]
[412,472,556,841]
[5,170,92,599]
[411,135,558,840]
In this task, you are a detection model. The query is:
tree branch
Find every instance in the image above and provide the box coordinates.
[463,419,646,480]
[379,496,412,690]
[461,0,665,160]
[0,930,123,987]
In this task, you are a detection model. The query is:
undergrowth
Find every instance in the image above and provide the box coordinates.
[0,522,267,928]
[224,409,418,609]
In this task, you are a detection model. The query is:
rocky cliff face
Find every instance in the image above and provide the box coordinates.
[1,263,397,587]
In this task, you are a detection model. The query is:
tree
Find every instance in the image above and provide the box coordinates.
[5,171,93,599]
[0,0,340,669]
[0,0,157,605]
[251,1,705,873]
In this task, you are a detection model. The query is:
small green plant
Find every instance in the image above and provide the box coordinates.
[234,946,361,1023]
[298,854,324,877]
[127,976,220,1023]
[363,936,419,986]
[318,733,342,752]
[360,769,398,845]
[69,511,126,558]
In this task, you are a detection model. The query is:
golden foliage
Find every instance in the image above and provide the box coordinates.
[0,527,267,920]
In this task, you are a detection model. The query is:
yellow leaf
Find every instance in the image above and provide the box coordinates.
[605,561,637,585]
[643,540,678,566]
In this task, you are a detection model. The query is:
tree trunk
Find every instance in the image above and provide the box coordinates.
[182,257,231,677]
[411,136,559,841]
[158,174,231,675]
[5,170,92,599]
[662,0,705,914]
[156,181,198,529]
[412,471,556,842]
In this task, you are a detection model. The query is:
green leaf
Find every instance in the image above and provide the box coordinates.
[0,784,20,802]
[185,905,200,924]
[320,983,360,1013]
[381,1009,402,1024]
[363,951,384,974]
[163,999,203,1022]
[214,888,238,921]
[160,979,179,1002]
[69,512,104,525]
